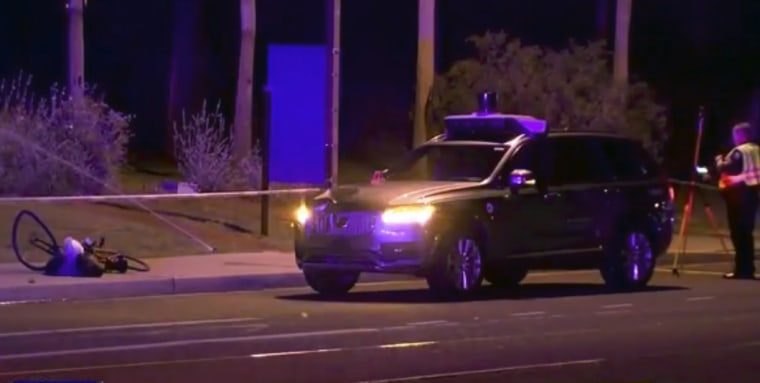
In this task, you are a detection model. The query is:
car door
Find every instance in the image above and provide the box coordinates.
[546,136,613,252]
[492,138,570,256]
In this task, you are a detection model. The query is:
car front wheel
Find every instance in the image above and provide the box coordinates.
[600,230,656,290]
[426,234,484,298]
[303,269,360,296]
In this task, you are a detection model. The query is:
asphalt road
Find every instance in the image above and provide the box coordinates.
[0,266,759,383]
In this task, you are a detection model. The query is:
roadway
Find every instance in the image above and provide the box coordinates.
[0,266,758,383]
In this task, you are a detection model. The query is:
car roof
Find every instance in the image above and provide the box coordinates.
[545,131,634,140]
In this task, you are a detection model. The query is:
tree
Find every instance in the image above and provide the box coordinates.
[66,0,85,101]
[232,0,256,161]
[426,31,669,160]
[414,0,435,147]
[613,0,632,85]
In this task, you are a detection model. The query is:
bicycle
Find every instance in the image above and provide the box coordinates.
[12,209,150,273]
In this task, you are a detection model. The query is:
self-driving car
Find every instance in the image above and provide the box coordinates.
[292,93,674,298]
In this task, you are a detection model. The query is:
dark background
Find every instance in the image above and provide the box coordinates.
[1,0,758,176]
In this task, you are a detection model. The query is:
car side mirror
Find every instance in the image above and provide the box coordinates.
[508,169,536,194]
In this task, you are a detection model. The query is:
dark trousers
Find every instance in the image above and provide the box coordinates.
[722,184,759,275]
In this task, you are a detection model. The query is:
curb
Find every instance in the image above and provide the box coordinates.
[0,254,735,303]
[0,272,415,303]
[659,252,734,265]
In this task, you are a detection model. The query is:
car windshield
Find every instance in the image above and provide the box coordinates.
[384,144,508,182]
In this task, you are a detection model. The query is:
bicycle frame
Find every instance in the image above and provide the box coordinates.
[30,237,62,257]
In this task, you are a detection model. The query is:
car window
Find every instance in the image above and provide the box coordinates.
[498,139,547,186]
[599,138,659,181]
[385,144,508,182]
[546,136,613,186]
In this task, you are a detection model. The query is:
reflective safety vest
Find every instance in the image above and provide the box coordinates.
[720,142,760,188]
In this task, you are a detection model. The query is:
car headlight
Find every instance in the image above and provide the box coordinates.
[294,204,311,224]
[381,205,435,224]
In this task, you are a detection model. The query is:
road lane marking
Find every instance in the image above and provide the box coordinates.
[0,327,381,361]
[594,310,630,315]
[686,296,715,302]
[0,328,608,376]
[655,268,725,276]
[251,348,342,358]
[355,358,606,383]
[0,317,264,339]
[407,320,450,326]
[601,303,632,309]
[511,311,545,317]
[0,339,442,377]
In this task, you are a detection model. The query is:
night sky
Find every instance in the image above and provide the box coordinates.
[1,0,758,174]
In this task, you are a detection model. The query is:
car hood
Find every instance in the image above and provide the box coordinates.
[313,181,480,208]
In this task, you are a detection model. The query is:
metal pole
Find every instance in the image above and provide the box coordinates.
[325,0,341,188]
[260,87,272,236]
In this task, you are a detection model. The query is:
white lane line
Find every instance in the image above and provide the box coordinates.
[686,296,715,302]
[655,268,725,276]
[594,310,630,315]
[0,317,263,339]
[0,327,380,361]
[601,303,632,309]
[406,320,450,326]
[511,311,546,317]
[0,339,442,376]
[356,358,605,383]
[250,348,342,358]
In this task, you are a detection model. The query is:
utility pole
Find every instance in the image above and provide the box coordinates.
[414,0,435,148]
[613,0,632,85]
[66,0,85,101]
[325,0,341,187]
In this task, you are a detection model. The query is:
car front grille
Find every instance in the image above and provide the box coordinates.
[313,212,376,236]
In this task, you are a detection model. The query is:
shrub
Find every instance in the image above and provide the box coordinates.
[426,31,670,161]
[172,100,262,192]
[0,73,132,196]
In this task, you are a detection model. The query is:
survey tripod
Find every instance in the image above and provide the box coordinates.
[671,106,731,276]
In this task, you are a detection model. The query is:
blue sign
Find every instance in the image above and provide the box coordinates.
[266,44,327,185]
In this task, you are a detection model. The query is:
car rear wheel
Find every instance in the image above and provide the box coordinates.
[303,269,360,296]
[600,230,655,290]
[426,235,484,298]
[484,266,528,288]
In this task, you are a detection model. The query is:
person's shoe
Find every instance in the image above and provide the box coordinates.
[723,272,757,280]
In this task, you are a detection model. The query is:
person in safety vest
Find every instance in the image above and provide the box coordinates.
[715,122,760,279]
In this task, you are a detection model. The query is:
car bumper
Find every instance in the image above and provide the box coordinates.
[293,223,437,275]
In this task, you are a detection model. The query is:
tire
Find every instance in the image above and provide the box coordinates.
[425,233,484,299]
[92,248,151,273]
[600,229,656,290]
[12,210,59,272]
[303,269,360,296]
[124,255,150,272]
[484,266,528,288]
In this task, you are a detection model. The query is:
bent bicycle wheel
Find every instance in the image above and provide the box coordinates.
[12,210,60,271]
[124,255,150,272]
